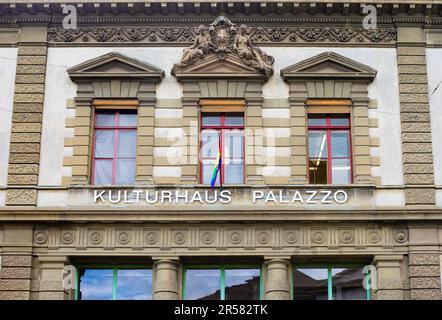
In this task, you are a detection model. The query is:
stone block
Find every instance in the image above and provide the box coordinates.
[16,178,37,197]
[8,153,40,164]
[10,133,41,143]
[12,113,42,123]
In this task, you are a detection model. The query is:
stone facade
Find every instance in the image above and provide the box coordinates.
[0,1,442,301]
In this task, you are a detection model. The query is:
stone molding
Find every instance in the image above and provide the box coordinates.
[281,52,379,185]
[31,223,408,253]
[63,52,164,186]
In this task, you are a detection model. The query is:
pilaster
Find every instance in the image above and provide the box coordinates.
[6,26,48,206]
[396,26,435,206]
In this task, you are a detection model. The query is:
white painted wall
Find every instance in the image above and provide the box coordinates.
[426,48,442,207]
[40,47,183,186]
[263,47,403,187]
[0,48,18,188]
[42,47,402,192]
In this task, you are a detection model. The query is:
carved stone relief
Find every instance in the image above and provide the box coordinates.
[171,16,274,78]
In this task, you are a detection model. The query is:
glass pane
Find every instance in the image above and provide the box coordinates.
[202,160,220,186]
[94,160,113,185]
[225,269,260,300]
[96,111,115,126]
[293,268,329,300]
[308,117,326,126]
[79,269,113,300]
[202,113,221,126]
[332,267,367,300]
[309,159,328,184]
[331,158,351,184]
[308,131,328,158]
[331,117,350,126]
[116,269,152,300]
[224,160,244,184]
[119,110,137,127]
[94,130,114,158]
[116,159,136,185]
[118,130,137,157]
[224,130,244,159]
[330,131,350,157]
[185,269,221,300]
[225,113,244,126]
[201,130,220,158]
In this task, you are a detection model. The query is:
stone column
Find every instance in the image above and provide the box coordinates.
[396,26,435,206]
[153,258,179,300]
[264,257,290,300]
[373,255,405,300]
[37,256,70,300]
[0,224,34,300]
[6,26,48,205]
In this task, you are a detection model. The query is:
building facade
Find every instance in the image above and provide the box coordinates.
[0,0,441,300]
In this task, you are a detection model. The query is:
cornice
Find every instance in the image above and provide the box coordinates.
[1,209,442,223]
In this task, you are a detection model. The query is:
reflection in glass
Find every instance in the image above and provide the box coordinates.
[330,117,350,126]
[94,160,113,185]
[119,110,137,127]
[309,131,328,158]
[116,159,136,185]
[201,130,219,158]
[331,158,351,184]
[116,269,152,300]
[94,130,114,158]
[185,269,221,300]
[330,131,350,157]
[308,117,326,126]
[202,114,221,126]
[225,113,244,126]
[79,269,113,300]
[96,112,115,126]
[293,268,329,300]
[332,267,367,300]
[118,131,137,157]
[225,269,260,300]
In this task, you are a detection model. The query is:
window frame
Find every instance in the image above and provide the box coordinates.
[292,263,371,301]
[91,109,138,185]
[182,265,263,300]
[75,264,153,301]
[199,112,246,186]
[307,114,353,184]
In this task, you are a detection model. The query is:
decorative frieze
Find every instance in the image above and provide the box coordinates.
[47,25,397,46]
[32,224,408,253]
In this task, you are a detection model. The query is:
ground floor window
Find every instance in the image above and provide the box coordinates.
[76,266,152,300]
[293,265,370,300]
[183,266,261,300]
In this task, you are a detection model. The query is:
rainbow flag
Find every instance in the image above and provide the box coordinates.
[210,144,222,188]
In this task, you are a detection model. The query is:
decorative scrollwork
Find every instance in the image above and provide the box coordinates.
[48,25,397,45]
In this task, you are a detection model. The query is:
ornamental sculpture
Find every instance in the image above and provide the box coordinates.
[172,16,274,78]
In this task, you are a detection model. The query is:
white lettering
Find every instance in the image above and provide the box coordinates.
[306,190,318,204]
[320,190,333,204]
[334,190,348,204]
[94,190,105,203]
[252,190,264,203]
